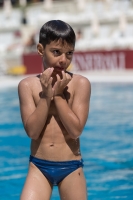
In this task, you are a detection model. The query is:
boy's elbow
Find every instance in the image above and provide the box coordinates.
[71,135,79,140]
[70,129,82,139]
[70,121,84,139]
[27,131,39,140]
[25,126,39,140]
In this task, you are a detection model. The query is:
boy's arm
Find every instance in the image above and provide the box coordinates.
[18,68,53,140]
[53,75,91,139]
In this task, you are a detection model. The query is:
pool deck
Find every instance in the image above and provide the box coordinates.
[0,69,133,88]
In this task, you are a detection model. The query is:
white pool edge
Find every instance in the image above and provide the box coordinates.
[0,72,133,89]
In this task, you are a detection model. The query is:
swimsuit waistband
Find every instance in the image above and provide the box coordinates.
[29,155,84,167]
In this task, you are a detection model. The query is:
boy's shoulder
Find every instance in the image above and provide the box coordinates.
[67,72,91,93]
[70,72,91,86]
[73,73,89,80]
[18,75,39,89]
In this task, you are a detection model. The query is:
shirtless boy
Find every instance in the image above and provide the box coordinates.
[18,20,91,200]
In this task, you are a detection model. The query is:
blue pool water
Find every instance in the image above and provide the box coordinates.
[0,82,133,200]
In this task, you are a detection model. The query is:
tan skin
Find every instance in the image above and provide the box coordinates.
[18,39,91,200]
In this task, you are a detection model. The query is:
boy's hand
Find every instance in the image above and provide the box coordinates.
[40,68,54,98]
[53,71,71,96]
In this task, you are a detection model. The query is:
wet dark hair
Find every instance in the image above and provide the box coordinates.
[39,20,76,47]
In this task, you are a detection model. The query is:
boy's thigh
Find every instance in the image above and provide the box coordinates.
[20,162,52,200]
[58,167,88,200]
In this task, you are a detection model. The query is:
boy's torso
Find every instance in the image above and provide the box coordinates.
[27,73,82,161]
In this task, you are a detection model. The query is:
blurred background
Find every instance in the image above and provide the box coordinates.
[0,0,133,77]
[0,1,133,200]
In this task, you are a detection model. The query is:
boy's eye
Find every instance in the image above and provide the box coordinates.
[53,50,60,56]
[52,50,74,58]
[67,51,73,56]
[67,51,73,58]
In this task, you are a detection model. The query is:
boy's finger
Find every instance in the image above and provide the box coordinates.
[48,77,53,85]
[47,68,54,80]
[42,68,53,80]
[43,68,53,75]
[56,74,61,81]
[62,71,66,80]
[53,81,57,90]
[66,73,71,80]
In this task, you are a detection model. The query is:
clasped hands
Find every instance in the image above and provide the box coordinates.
[40,68,71,99]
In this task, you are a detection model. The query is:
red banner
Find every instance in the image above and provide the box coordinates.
[22,53,42,74]
[22,50,133,74]
[73,50,133,71]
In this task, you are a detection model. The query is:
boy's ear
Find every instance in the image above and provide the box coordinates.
[37,43,44,56]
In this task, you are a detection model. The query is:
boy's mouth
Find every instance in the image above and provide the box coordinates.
[54,67,64,71]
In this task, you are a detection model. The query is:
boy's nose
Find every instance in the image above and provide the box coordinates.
[59,54,67,64]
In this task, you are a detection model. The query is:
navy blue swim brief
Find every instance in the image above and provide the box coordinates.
[29,155,83,185]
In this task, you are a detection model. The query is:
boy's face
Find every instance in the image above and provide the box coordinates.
[38,39,74,76]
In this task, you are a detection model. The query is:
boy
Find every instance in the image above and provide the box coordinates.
[18,20,91,200]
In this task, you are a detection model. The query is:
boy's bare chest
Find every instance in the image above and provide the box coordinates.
[33,86,74,115]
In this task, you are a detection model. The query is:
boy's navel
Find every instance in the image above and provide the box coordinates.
[50,143,54,147]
